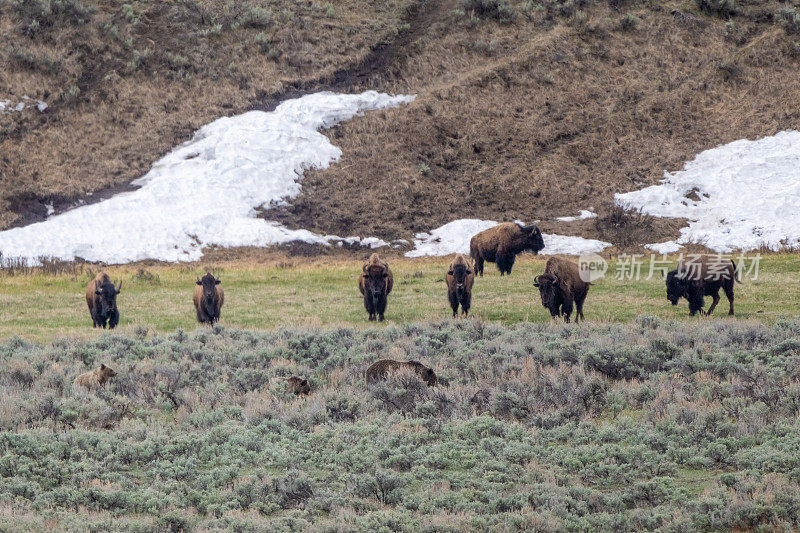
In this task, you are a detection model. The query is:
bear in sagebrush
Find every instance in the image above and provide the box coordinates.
[73,363,117,391]
[287,376,311,395]
[365,359,437,387]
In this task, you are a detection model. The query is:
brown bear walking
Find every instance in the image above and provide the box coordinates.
[365,359,437,387]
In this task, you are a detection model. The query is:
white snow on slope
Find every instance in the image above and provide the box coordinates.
[1,96,47,113]
[616,131,800,252]
[645,241,683,254]
[405,219,611,257]
[556,209,597,222]
[0,91,413,264]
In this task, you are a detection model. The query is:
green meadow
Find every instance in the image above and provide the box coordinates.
[1,254,798,342]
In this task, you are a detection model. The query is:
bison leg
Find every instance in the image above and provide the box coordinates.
[706,289,721,317]
[449,292,459,318]
[576,299,585,322]
[562,298,574,323]
[475,256,485,277]
[505,255,516,275]
[377,294,388,322]
[723,282,735,315]
[461,293,471,317]
[109,309,119,329]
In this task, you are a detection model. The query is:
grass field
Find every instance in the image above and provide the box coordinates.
[1,253,799,342]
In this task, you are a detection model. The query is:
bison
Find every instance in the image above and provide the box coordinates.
[665,255,740,316]
[194,273,224,324]
[358,253,393,321]
[533,256,590,323]
[86,272,121,329]
[365,359,438,387]
[446,254,475,317]
[470,222,545,276]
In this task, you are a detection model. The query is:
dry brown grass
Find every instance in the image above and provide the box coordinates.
[0,0,414,227]
[283,0,800,242]
[3,0,800,249]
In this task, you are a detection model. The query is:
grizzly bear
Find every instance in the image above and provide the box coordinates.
[365,359,437,387]
[73,363,117,391]
[287,376,311,395]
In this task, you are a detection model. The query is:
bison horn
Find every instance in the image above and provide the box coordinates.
[115,281,122,293]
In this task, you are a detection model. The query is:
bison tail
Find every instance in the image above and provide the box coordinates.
[731,259,743,283]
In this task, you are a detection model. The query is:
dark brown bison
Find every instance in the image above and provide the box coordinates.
[287,376,311,395]
[665,255,740,316]
[533,257,590,323]
[470,222,545,276]
[365,359,438,387]
[358,253,393,321]
[446,254,475,317]
[194,273,224,324]
[86,272,121,329]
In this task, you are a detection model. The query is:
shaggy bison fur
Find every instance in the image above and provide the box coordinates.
[74,363,117,391]
[446,254,475,317]
[86,272,121,329]
[358,254,394,321]
[533,257,590,323]
[666,255,740,316]
[470,222,545,276]
[365,359,438,387]
[194,273,224,324]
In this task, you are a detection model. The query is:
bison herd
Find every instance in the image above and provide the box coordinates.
[82,222,742,330]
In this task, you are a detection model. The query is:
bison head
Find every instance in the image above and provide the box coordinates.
[196,273,220,306]
[520,225,545,254]
[95,279,121,317]
[665,269,687,305]
[533,273,561,311]
[448,261,472,291]
[362,263,388,302]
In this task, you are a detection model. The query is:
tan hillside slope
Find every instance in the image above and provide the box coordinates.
[0,0,413,228]
[3,0,800,250]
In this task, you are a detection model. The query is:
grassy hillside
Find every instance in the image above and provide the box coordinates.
[4,0,800,248]
[3,318,800,530]
[1,253,798,342]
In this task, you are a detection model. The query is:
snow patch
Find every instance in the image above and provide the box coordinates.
[405,219,610,258]
[1,98,48,113]
[616,131,800,252]
[0,91,414,264]
[556,209,597,222]
[645,241,682,254]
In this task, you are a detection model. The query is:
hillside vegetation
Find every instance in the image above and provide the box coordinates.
[3,318,800,530]
[1,253,799,342]
[3,0,800,249]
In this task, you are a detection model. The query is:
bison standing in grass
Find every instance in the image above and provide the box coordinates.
[358,253,393,321]
[194,273,224,324]
[446,254,475,317]
[470,222,545,276]
[533,257,590,323]
[665,255,740,316]
[86,272,121,329]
